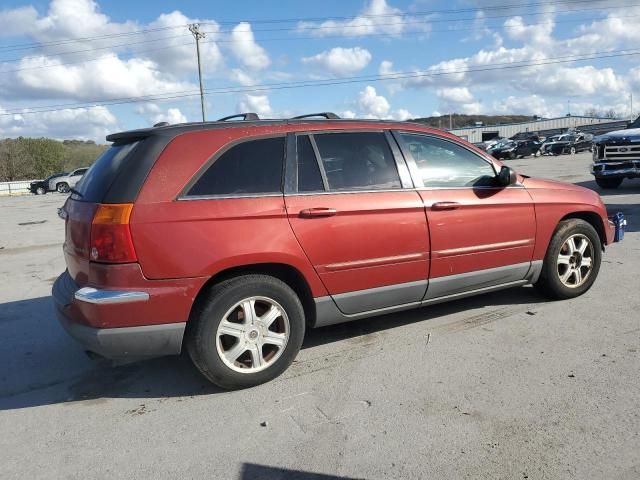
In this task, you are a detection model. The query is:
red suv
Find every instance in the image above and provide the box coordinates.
[53,113,624,389]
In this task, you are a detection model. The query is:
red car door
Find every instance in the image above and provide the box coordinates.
[394,131,537,300]
[285,131,430,314]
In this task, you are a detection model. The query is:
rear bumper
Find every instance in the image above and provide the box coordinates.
[52,271,186,359]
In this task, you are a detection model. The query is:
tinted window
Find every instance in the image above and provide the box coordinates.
[400,134,496,188]
[188,137,284,196]
[296,136,324,192]
[73,141,139,202]
[313,132,401,191]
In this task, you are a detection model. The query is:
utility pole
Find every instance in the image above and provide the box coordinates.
[189,23,206,122]
[631,92,634,120]
[449,113,453,129]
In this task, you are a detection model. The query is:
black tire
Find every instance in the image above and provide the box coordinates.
[509,151,516,160]
[56,182,69,193]
[36,187,46,195]
[570,146,576,155]
[535,219,602,300]
[595,177,623,189]
[186,274,305,389]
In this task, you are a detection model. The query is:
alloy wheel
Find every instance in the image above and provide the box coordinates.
[556,234,594,288]
[216,296,290,373]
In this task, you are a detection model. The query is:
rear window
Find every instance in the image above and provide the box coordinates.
[72,142,139,202]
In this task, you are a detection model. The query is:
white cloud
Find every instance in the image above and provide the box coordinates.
[353,85,413,120]
[152,107,187,125]
[302,47,372,76]
[238,94,272,117]
[229,68,255,86]
[436,87,475,104]
[358,85,391,118]
[0,0,222,104]
[0,6,38,37]
[229,22,270,70]
[297,0,429,37]
[10,54,195,101]
[0,104,117,141]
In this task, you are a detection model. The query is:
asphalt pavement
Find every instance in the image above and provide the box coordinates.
[0,152,638,479]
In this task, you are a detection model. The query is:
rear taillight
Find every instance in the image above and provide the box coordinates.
[90,203,137,263]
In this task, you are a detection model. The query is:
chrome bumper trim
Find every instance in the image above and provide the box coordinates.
[74,287,150,304]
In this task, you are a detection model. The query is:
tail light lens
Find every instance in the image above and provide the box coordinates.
[90,203,137,263]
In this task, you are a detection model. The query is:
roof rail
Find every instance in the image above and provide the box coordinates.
[217,113,260,121]
[291,112,340,120]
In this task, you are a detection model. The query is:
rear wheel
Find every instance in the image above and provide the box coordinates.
[595,177,623,189]
[56,182,69,193]
[186,274,305,389]
[535,219,601,300]
[570,146,576,155]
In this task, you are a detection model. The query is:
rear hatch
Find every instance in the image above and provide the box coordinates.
[62,141,142,286]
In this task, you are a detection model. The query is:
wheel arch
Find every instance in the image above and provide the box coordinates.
[560,211,606,249]
[188,262,317,330]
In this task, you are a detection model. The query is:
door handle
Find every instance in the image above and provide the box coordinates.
[299,208,338,218]
[431,201,460,211]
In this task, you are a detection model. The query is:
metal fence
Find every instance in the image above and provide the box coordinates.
[0,180,33,196]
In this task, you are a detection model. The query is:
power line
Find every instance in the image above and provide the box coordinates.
[1,3,631,66]
[0,0,603,52]
[3,48,639,116]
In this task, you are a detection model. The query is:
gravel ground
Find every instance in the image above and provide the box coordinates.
[0,152,638,480]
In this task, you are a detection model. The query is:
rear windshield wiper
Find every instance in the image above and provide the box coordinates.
[69,187,84,198]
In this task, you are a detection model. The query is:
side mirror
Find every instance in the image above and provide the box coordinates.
[497,165,518,186]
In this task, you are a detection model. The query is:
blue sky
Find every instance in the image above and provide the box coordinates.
[0,0,638,141]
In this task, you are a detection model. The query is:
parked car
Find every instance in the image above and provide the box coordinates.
[544,133,593,156]
[49,168,89,193]
[29,173,67,195]
[53,113,624,389]
[591,127,640,189]
[488,139,541,159]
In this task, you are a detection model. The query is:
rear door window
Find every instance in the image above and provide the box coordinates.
[187,137,285,197]
[312,132,401,191]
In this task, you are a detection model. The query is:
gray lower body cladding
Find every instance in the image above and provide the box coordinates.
[314,261,542,328]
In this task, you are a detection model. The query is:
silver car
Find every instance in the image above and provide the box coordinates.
[48,168,88,193]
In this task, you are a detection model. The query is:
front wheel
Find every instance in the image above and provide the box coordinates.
[36,187,46,195]
[570,146,576,155]
[535,219,602,300]
[186,275,305,389]
[595,177,623,189]
[535,149,542,157]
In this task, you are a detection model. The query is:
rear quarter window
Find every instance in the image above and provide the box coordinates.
[186,137,285,197]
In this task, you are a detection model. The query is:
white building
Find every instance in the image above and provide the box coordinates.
[448,116,623,143]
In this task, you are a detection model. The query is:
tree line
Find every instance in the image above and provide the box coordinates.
[0,137,107,182]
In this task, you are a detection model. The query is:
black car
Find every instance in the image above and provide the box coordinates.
[545,133,593,155]
[29,173,65,195]
[488,139,541,159]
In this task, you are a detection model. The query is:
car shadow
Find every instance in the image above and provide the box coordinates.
[0,287,547,411]
[574,179,640,196]
[239,463,358,479]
